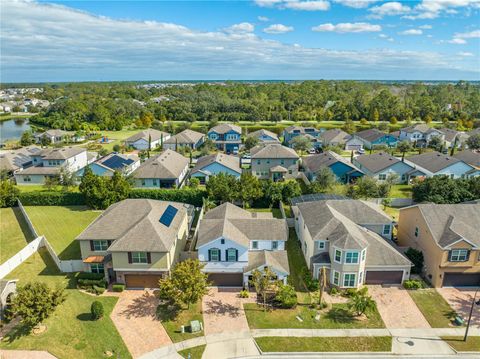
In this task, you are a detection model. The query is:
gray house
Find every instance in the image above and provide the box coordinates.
[251,144,299,181]
[163,129,205,151]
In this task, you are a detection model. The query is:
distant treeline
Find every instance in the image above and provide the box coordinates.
[25,81,480,131]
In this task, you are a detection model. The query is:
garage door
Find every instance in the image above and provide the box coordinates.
[208,273,243,287]
[443,273,480,287]
[365,271,403,285]
[125,275,162,288]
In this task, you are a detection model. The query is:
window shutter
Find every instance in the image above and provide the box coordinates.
[235,249,238,261]
[90,241,94,251]
[447,251,452,261]
[465,250,470,261]
[147,252,151,264]
[218,250,221,262]
[107,240,112,248]
[128,252,132,264]
[208,249,211,261]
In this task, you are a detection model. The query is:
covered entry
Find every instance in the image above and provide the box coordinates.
[208,273,243,287]
[125,275,162,289]
[365,270,403,285]
[443,273,480,287]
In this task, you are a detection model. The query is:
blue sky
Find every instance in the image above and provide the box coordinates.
[1,0,479,82]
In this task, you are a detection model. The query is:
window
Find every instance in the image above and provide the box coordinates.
[414,227,419,237]
[361,250,366,262]
[226,248,237,262]
[257,160,261,165]
[221,238,225,244]
[333,270,339,285]
[345,251,359,264]
[266,160,270,164]
[359,271,363,284]
[23,176,31,182]
[280,160,284,165]
[93,240,108,251]
[141,179,146,186]
[131,252,148,264]
[317,241,325,250]
[153,179,157,186]
[334,249,342,263]
[378,174,387,180]
[90,263,104,274]
[210,248,220,261]
[383,225,391,235]
[343,273,356,288]
[272,241,278,250]
[449,249,469,262]
[252,241,258,249]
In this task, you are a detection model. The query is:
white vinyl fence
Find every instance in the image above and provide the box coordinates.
[0,236,44,279]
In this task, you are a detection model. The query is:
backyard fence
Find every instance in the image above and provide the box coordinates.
[367,198,414,208]
[0,236,44,279]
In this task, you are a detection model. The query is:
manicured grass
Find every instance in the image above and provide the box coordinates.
[247,207,283,219]
[286,229,310,299]
[282,204,292,218]
[383,206,400,221]
[255,336,392,352]
[24,206,101,260]
[95,129,142,152]
[17,185,79,193]
[157,301,204,343]
[0,248,131,359]
[408,289,457,328]
[178,345,206,359]
[442,336,480,352]
[0,208,34,263]
[390,184,413,199]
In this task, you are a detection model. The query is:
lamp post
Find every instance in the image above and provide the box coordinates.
[463,284,480,342]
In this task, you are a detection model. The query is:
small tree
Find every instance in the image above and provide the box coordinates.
[405,247,424,274]
[397,140,412,160]
[347,287,376,317]
[355,176,379,199]
[59,167,76,191]
[281,180,302,202]
[310,167,336,193]
[20,130,35,146]
[11,282,66,331]
[206,173,237,203]
[244,136,259,150]
[0,179,19,207]
[250,267,277,311]
[188,177,200,189]
[91,301,104,320]
[428,136,443,151]
[274,283,297,308]
[466,134,480,150]
[262,180,283,207]
[291,136,311,154]
[237,172,263,208]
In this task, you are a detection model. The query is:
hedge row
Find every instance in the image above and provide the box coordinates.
[18,191,86,206]
[128,188,206,207]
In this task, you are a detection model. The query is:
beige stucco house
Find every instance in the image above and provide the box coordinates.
[76,199,194,288]
[397,203,480,287]
[251,143,299,181]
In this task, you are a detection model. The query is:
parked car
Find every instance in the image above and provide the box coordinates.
[242,153,251,159]
[308,148,316,154]
[356,148,365,155]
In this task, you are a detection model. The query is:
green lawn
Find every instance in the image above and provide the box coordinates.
[94,129,142,152]
[178,345,206,359]
[248,207,283,219]
[390,184,413,198]
[24,206,101,260]
[442,336,480,352]
[157,301,204,343]
[17,185,79,193]
[282,204,292,218]
[255,336,392,352]
[383,206,400,221]
[408,289,457,328]
[0,248,131,359]
[0,208,34,263]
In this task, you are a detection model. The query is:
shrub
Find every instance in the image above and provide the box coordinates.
[77,278,106,289]
[78,272,105,280]
[274,283,297,308]
[129,188,206,206]
[403,279,424,290]
[93,286,106,295]
[18,191,85,206]
[0,179,19,208]
[300,267,319,291]
[342,288,358,298]
[91,301,104,320]
[112,284,125,292]
[405,248,424,275]
[329,287,339,296]
[239,289,249,298]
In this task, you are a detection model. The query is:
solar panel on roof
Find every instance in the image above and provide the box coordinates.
[102,155,134,170]
[159,205,178,227]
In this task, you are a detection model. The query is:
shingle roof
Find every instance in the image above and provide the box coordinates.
[245,250,290,274]
[401,124,438,134]
[453,150,480,169]
[125,129,170,143]
[208,123,241,135]
[248,129,280,142]
[302,151,360,174]
[191,153,241,175]
[76,199,193,252]
[96,153,139,171]
[364,234,411,266]
[36,147,86,160]
[251,144,299,159]
[319,129,351,145]
[163,129,204,145]
[355,129,389,142]
[16,165,60,175]
[406,151,462,173]
[0,145,41,172]
[438,128,460,143]
[133,149,189,179]
[197,203,288,248]
[41,129,71,137]
[284,126,317,134]
[415,203,480,248]
[354,152,402,173]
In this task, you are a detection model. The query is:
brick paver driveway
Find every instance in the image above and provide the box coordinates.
[202,287,255,335]
[109,290,172,358]
[368,286,430,329]
[437,287,480,328]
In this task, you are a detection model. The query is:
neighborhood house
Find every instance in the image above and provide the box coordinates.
[251,143,299,181]
[163,129,205,151]
[190,153,241,184]
[207,124,242,154]
[302,151,363,184]
[124,129,171,150]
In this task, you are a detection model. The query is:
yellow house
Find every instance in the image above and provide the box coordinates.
[76,199,194,288]
[397,203,480,287]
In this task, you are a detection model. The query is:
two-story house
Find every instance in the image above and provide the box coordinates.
[0,145,41,176]
[293,200,411,288]
[163,129,205,151]
[318,129,352,149]
[251,144,299,181]
[353,129,398,149]
[196,203,289,287]
[302,151,363,184]
[14,147,89,185]
[453,150,480,178]
[190,153,242,184]
[404,151,475,179]
[207,124,242,154]
[79,152,140,177]
[124,129,171,150]
[438,128,469,149]
[247,129,280,145]
[397,203,480,287]
[283,126,322,149]
[398,124,444,147]
[76,199,195,288]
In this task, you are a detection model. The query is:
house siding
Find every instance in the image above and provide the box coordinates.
[251,158,299,179]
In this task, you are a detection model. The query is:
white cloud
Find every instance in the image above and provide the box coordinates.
[458,51,474,56]
[419,24,432,29]
[263,24,294,34]
[254,0,283,7]
[449,38,467,44]
[283,1,331,11]
[379,34,394,41]
[449,29,480,44]
[369,2,411,18]
[1,0,478,81]
[258,16,270,22]
[225,22,255,33]
[404,0,480,20]
[399,29,423,35]
[312,22,381,33]
[332,0,380,8]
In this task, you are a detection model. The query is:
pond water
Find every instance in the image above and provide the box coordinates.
[0,118,31,143]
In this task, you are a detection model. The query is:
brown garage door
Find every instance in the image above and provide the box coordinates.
[125,275,162,288]
[208,273,243,287]
[443,273,480,287]
[365,271,403,285]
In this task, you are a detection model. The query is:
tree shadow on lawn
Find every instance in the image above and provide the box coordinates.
[1,322,34,344]
[76,313,93,321]
[324,307,356,324]
[156,303,181,322]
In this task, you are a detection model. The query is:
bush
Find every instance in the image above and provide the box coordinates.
[129,188,206,206]
[18,191,85,206]
[405,248,424,275]
[78,272,105,280]
[239,289,249,298]
[93,285,106,295]
[0,179,19,208]
[112,284,125,292]
[300,267,318,291]
[403,279,424,290]
[91,301,104,320]
[77,278,106,289]
[274,284,297,308]
[329,287,339,296]
[342,288,358,298]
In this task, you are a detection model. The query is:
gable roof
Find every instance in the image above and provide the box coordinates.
[191,153,241,175]
[354,152,403,173]
[245,250,290,274]
[0,145,41,172]
[401,124,439,135]
[355,129,391,143]
[163,129,204,145]
[302,151,360,174]
[208,123,241,135]
[248,129,279,142]
[453,150,480,169]
[438,128,460,143]
[40,129,71,137]
[133,149,189,179]
[284,126,318,134]
[319,129,351,144]
[35,146,86,160]
[406,151,464,173]
[76,199,193,252]
[95,153,139,171]
[196,203,288,248]
[413,203,480,248]
[125,129,170,143]
[251,143,299,159]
